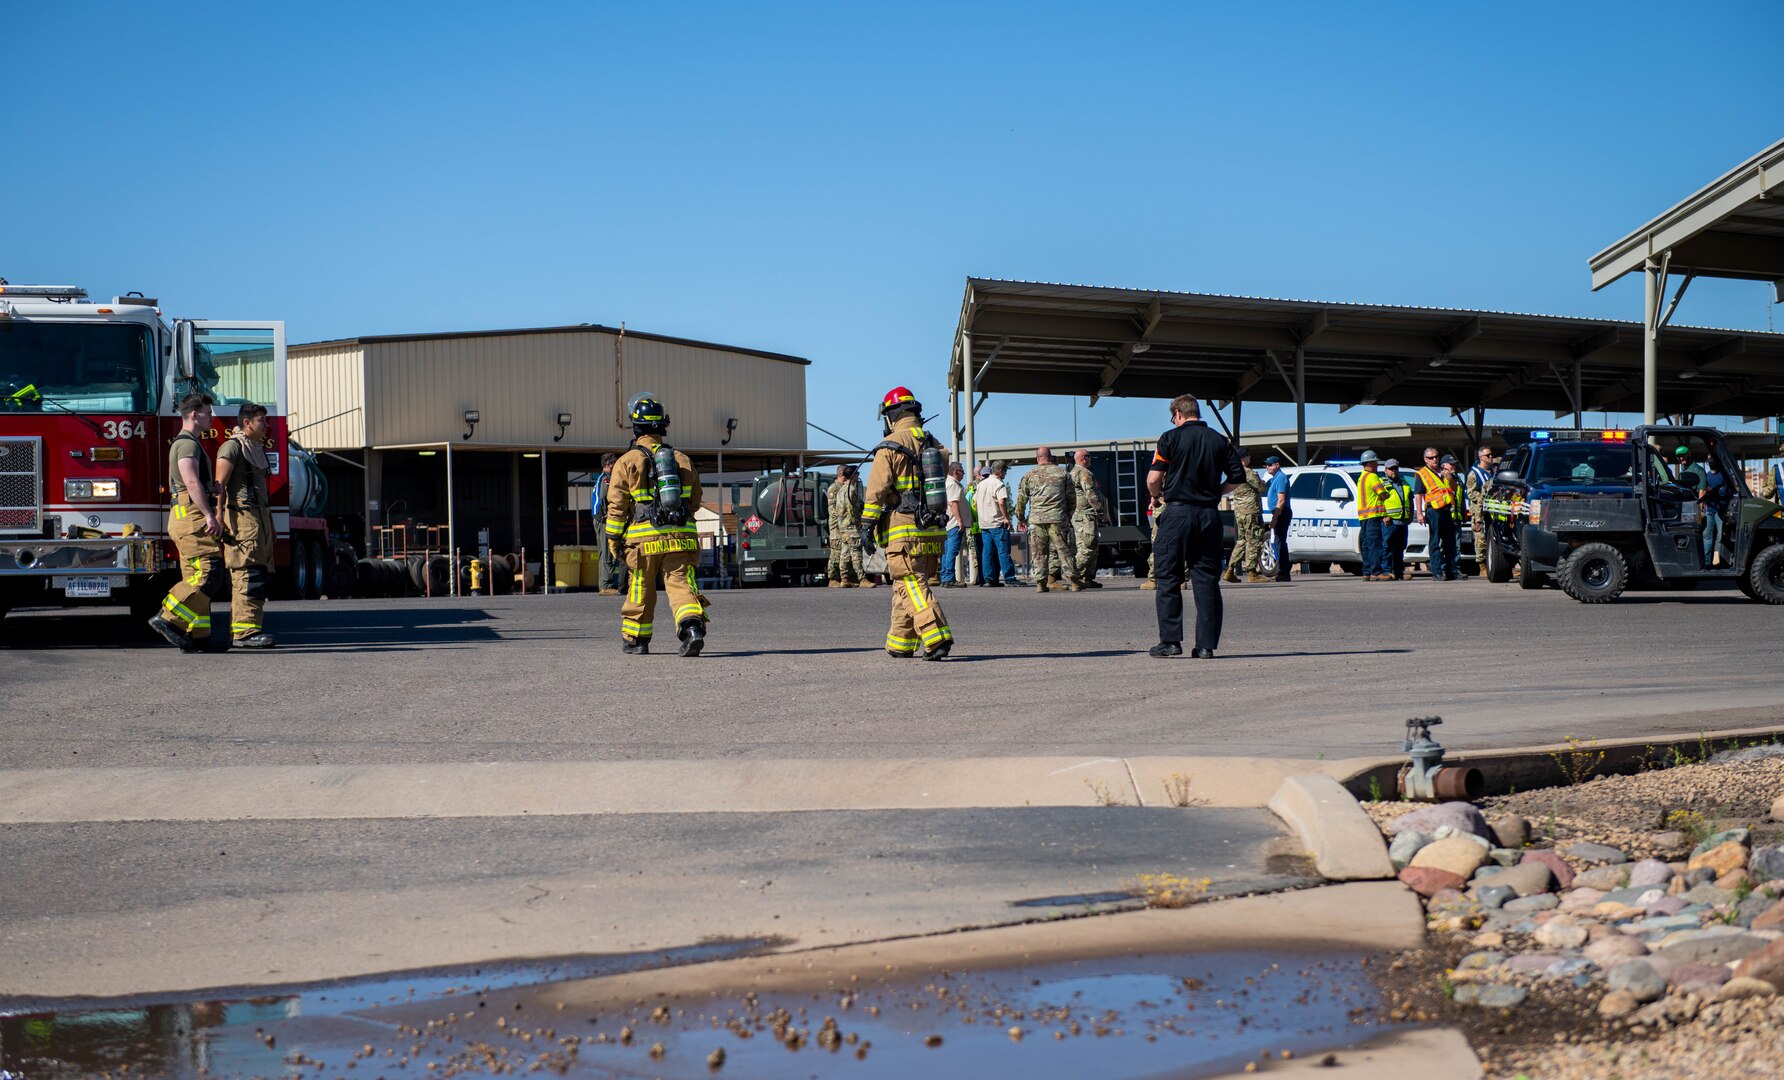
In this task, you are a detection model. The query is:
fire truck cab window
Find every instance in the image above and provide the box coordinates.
[182,326,276,409]
[0,321,155,413]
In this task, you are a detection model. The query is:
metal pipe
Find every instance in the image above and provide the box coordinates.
[717,448,725,586]
[445,442,456,595]
[540,447,549,596]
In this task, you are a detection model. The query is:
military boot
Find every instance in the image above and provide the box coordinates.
[677,620,705,657]
[1221,568,1240,584]
[827,579,843,588]
[1139,580,1157,591]
[1035,581,1049,593]
[1246,572,1271,584]
[858,579,877,589]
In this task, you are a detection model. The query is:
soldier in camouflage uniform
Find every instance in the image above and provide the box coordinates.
[1141,496,1162,590]
[1069,448,1107,588]
[1465,445,1496,568]
[1224,449,1268,583]
[1014,446,1079,592]
[1761,442,1783,501]
[826,464,867,587]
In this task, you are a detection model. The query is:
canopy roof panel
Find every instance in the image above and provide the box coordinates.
[951,278,1784,420]
[1590,137,1784,290]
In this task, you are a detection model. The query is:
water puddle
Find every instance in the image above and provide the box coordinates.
[1,947,1400,1079]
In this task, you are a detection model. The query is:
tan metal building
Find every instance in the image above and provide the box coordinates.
[287,323,812,569]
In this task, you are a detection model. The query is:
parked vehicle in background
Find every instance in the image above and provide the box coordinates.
[1481,426,1784,603]
[0,282,352,631]
[1270,462,1476,576]
[732,468,851,586]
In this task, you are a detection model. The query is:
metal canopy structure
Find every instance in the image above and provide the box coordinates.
[946,277,1784,475]
[1589,137,1784,423]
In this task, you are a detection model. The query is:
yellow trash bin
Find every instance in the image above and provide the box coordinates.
[580,544,606,588]
[552,546,581,590]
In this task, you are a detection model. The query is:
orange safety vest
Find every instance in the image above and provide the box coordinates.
[1357,469,1389,520]
[1418,466,1458,510]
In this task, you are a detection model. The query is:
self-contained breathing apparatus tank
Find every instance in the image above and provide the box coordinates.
[650,442,687,526]
[870,434,950,529]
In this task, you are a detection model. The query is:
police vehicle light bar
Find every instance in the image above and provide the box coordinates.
[0,284,88,299]
[1529,430,1552,442]
[1601,430,1629,442]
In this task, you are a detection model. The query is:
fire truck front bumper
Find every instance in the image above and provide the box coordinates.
[0,536,159,576]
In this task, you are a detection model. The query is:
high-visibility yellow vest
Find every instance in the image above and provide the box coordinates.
[1418,466,1458,510]
[1382,477,1414,520]
[1357,470,1389,520]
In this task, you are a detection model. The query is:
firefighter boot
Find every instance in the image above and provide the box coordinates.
[147,614,203,654]
[921,640,952,661]
[235,631,278,649]
[622,637,650,655]
[677,620,705,657]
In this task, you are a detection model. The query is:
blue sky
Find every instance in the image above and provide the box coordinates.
[5,2,1778,451]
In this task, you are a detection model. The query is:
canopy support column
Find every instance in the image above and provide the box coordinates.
[539,448,549,596]
[962,329,976,479]
[1232,395,1242,450]
[1294,346,1307,465]
[445,441,457,597]
[1644,257,1662,424]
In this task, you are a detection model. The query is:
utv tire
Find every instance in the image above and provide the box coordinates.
[1559,542,1627,604]
[1517,554,1548,590]
[1748,543,1784,605]
[1484,539,1512,583]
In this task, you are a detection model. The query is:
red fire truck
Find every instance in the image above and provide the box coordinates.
[0,281,336,629]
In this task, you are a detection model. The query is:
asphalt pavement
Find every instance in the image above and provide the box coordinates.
[3,573,1781,769]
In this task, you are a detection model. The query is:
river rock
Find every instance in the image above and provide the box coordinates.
[1521,850,1574,889]
[1432,824,1492,849]
[1598,989,1640,1017]
[1772,794,1784,822]
[1622,914,1701,938]
[1480,861,1555,898]
[1719,976,1779,1000]
[1649,830,1688,854]
[1575,865,1630,891]
[1606,959,1667,1003]
[1733,939,1784,991]
[1398,866,1465,898]
[1502,953,1563,974]
[1453,983,1527,1008]
[1411,836,1490,878]
[1668,962,1732,991]
[1503,892,1560,913]
[1388,830,1431,870]
[1644,896,1689,917]
[1750,900,1784,932]
[1750,846,1784,881]
[1585,935,1649,964]
[1488,815,1529,849]
[1488,847,1521,867]
[1593,903,1644,922]
[1681,882,1736,907]
[1559,887,1608,912]
[1566,842,1628,864]
[1654,927,1768,965]
[1627,859,1673,889]
[1692,828,1750,857]
[1684,867,1717,886]
[1688,841,1748,877]
[1596,886,1655,907]
[1456,950,1505,973]
[1718,869,1755,894]
[1474,884,1516,910]
[1536,920,1590,949]
[1385,802,1489,840]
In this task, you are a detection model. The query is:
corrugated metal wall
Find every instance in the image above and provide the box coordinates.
[362,330,806,450]
[287,345,366,449]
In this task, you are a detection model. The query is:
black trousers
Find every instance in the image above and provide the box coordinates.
[1272,510,1292,581]
[1152,503,1224,650]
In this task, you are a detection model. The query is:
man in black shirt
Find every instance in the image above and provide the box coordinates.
[1146,394,1244,658]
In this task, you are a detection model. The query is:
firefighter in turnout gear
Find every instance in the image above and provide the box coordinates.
[148,393,227,652]
[605,393,711,656]
[214,403,278,648]
[862,387,953,659]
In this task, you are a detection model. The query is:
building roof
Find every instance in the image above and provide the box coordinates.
[950,278,1784,421]
[294,322,810,366]
[1591,137,1784,290]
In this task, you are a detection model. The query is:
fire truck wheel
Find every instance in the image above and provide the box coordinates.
[304,540,327,599]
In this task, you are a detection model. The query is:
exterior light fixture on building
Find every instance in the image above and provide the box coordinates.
[554,412,572,442]
[462,409,480,440]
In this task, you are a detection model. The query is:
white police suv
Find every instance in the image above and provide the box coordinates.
[1257,462,1476,577]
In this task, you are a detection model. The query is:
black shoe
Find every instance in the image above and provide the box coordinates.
[920,641,952,661]
[234,632,277,649]
[985,581,1004,588]
[148,614,204,653]
[887,649,915,658]
[1148,642,1182,658]
[677,621,705,657]
[1083,579,1103,589]
[622,638,650,655]
[1191,647,1215,659]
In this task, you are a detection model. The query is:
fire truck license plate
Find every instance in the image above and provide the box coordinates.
[60,576,114,598]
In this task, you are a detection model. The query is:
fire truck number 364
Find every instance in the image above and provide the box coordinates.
[100,420,147,439]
